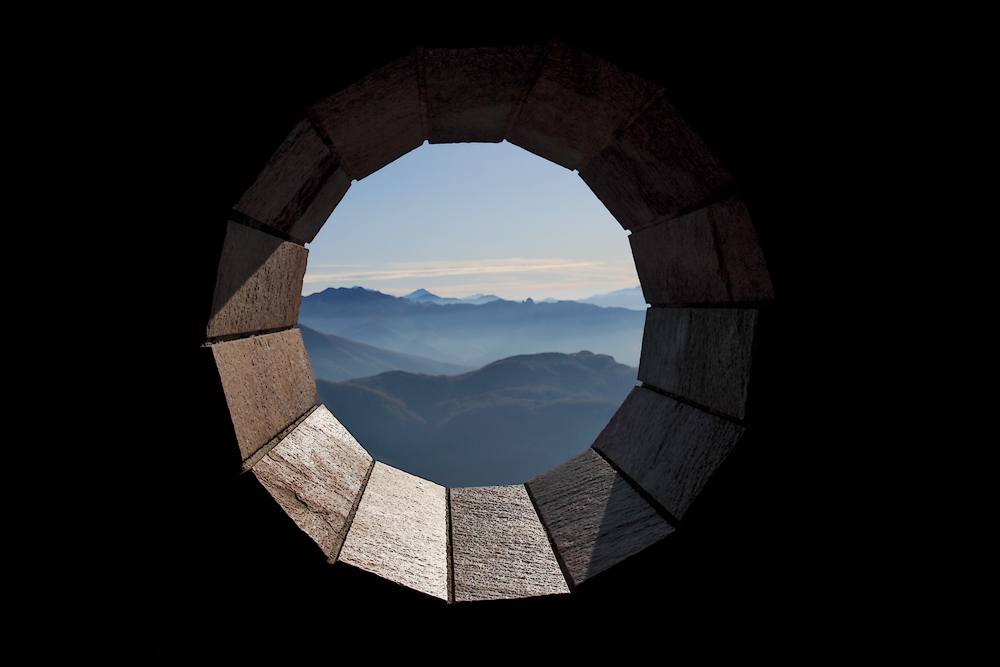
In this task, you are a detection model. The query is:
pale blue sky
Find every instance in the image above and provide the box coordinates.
[304,140,639,301]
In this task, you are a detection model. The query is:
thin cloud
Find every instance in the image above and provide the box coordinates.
[304,258,616,284]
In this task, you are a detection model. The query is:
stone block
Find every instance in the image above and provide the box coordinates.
[709,198,775,302]
[233,118,351,243]
[338,462,448,601]
[311,52,425,180]
[630,197,774,305]
[282,166,352,244]
[211,329,318,465]
[525,449,674,588]
[206,221,308,339]
[639,307,759,420]
[592,387,745,520]
[630,204,729,304]
[450,485,569,602]
[506,42,662,170]
[578,96,734,231]
[252,405,373,561]
[423,46,542,144]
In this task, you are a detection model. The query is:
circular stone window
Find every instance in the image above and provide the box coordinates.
[204,41,774,604]
[299,140,644,488]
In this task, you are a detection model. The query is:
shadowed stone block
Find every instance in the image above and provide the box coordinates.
[593,387,745,519]
[233,118,351,243]
[506,42,662,170]
[639,307,759,420]
[288,167,352,244]
[451,485,569,602]
[579,96,734,231]
[338,463,448,601]
[709,198,775,302]
[206,221,308,339]
[252,405,373,560]
[424,46,542,144]
[211,329,317,465]
[526,449,674,588]
[630,204,728,304]
[311,53,425,180]
[630,197,774,305]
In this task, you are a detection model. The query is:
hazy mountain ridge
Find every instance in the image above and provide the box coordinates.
[299,286,645,367]
[317,351,638,487]
[402,288,501,305]
[577,285,648,310]
[297,324,475,383]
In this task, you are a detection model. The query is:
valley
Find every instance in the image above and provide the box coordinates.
[299,285,645,486]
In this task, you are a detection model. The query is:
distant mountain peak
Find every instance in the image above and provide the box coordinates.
[577,286,647,311]
[402,289,502,306]
[299,286,644,366]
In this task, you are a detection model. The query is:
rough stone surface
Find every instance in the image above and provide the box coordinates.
[630,204,729,304]
[211,329,318,464]
[233,118,351,242]
[289,166,352,244]
[339,462,448,601]
[579,96,734,231]
[451,485,569,602]
[630,197,774,305]
[709,197,775,302]
[206,221,308,339]
[424,46,541,144]
[311,53,425,180]
[506,42,662,170]
[593,387,745,519]
[526,449,674,587]
[639,307,759,420]
[252,405,372,560]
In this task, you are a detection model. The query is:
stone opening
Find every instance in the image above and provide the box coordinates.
[205,41,773,603]
[299,139,643,488]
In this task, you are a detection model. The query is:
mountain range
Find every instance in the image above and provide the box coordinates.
[299,286,646,368]
[315,351,638,487]
[402,288,501,306]
[403,286,649,310]
[297,324,474,383]
[576,286,648,310]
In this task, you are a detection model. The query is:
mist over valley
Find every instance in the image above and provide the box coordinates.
[299,286,646,369]
[299,285,644,486]
[315,351,638,487]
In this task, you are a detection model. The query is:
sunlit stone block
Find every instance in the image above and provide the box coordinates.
[252,405,373,560]
[211,328,317,466]
[451,485,569,602]
[339,462,449,601]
